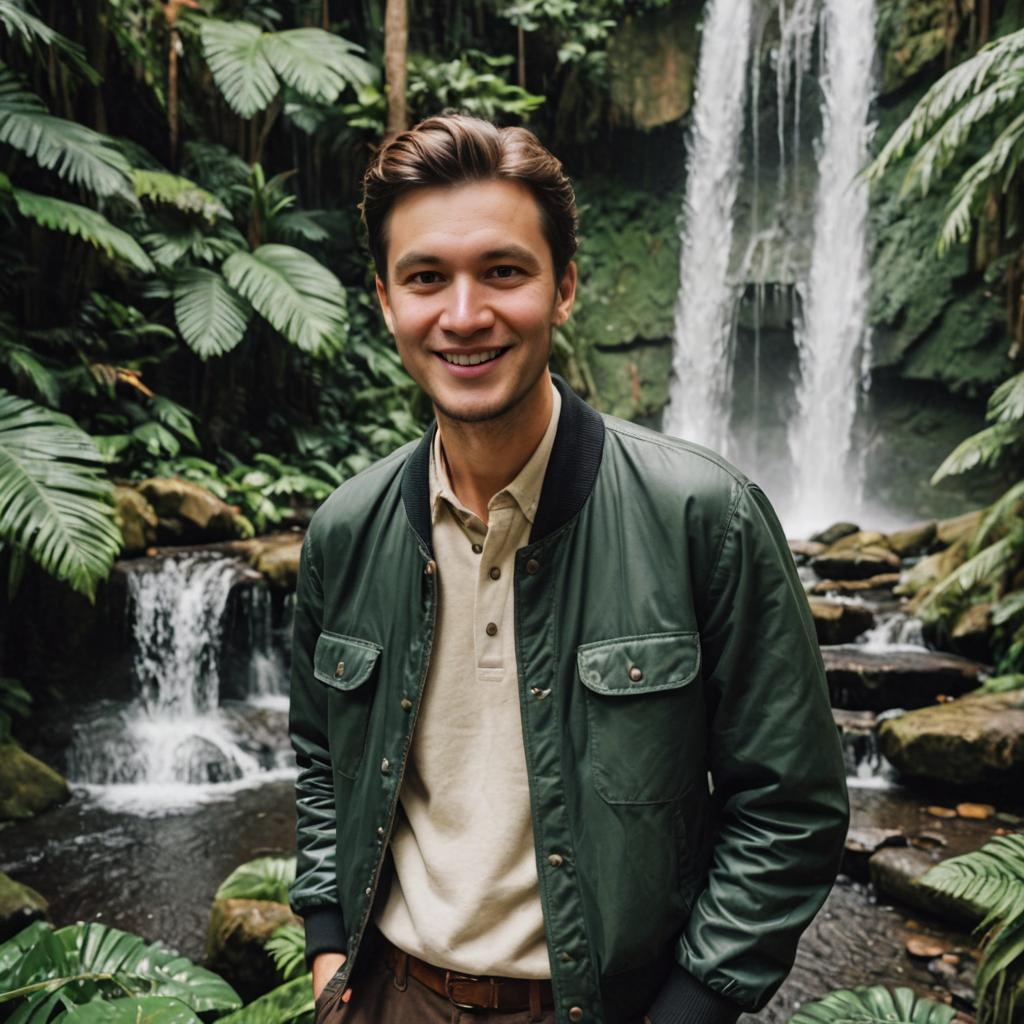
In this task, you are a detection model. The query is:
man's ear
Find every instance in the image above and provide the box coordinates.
[553,261,577,326]
[375,274,396,335]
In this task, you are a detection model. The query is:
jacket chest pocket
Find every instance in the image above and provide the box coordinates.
[577,631,703,805]
[314,631,382,780]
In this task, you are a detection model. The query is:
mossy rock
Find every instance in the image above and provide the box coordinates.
[885,521,937,557]
[0,871,48,942]
[249,537,303,590]
[0,740,70,821]
[587,342,673,421]
[114,485,158,554]
[875,0,948,96]
[136,477,247,544]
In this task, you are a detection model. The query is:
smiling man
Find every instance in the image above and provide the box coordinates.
[288,114,849,1024]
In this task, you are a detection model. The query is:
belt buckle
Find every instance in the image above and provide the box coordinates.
[443,969,492,1010]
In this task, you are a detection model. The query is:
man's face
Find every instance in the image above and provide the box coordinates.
[375,178,576,425]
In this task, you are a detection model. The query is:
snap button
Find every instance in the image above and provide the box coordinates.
[526,558,540,575]
[380,758,391,774]
[376,826,386,839]
[471,542,483,554]
[547,853,564,868]
[334,660,345,678]
[489,566,501,580]
[400,697,413,712]
[485,622,498,637]
[364,886,372,896]
[628,665,643,683]
[569,1008,583,1022]
[424,560,436,576]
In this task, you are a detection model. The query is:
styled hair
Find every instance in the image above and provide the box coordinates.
[360,112,577,282]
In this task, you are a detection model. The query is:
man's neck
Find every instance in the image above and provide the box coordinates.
[436,374,554,524]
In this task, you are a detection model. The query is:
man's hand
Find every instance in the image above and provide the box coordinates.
[312,951,352,1004]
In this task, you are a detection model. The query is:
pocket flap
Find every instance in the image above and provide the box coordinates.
[576,631,700,696]
[313,631,382,692]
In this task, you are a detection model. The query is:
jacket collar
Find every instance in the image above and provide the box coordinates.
[401,373,606,555]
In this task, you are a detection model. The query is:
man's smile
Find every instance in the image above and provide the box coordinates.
[434,346,511,376]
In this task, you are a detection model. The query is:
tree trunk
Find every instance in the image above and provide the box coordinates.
[517,25,525,89]
[384,0,408,137]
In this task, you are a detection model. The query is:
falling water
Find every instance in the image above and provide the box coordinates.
[788,0,877,532]
[662,0,753,454]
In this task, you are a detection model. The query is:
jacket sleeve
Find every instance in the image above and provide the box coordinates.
[652,481,850,1022]
[288,529,348,968]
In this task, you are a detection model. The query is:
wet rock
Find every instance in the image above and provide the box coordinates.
[869,845,984,926]
[905,935,947,958]
[811,522,860,546]
[0,870,48,943]
[0,740,71,821]
[204,897,302,1003]
[822,646,984,711]
[949,602,993,662]
[898,537,969,600]
[249,537,302,590]
[879,690,1024,790]
[174,736,244,784]
[137,477,248,544]
[844,827,905,881]
[114,485,158,554]
[811,531,902,581]
[956,803,995,820]
[811,573,901,595]
[886,522,937,558]
[810,598,875,644]
[790,539,826,561]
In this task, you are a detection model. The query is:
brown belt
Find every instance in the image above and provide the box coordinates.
[383,938,555,1015]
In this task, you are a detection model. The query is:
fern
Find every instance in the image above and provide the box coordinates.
[788,985,957,1024]
[0,0,98,82]
[970,480,1024,556]
[132,169,229,223]
[991,371,1024,424]
[264,923,307,982]
[918,528,1024,619]
[930,421,1019,482]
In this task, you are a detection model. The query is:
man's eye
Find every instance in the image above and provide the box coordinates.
[410,271,442,285]
[489,265,521,279]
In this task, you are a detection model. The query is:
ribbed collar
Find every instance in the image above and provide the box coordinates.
[401,374,606,556]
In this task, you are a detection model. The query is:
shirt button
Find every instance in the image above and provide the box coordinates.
[526,558,540,575]
[569,1009,583,1022]
[485,622,498,637]
[400,697,413,712]
[376,826,386,839]
[364,886,372,896]
[547,853,564,868]
[489,566,501,581]
[380,758,391,774]
[334,660,345,678]
[471,542,483,554]
[628,665,643,683]
[424,560,436,576]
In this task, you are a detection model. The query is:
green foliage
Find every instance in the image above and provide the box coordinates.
[0,390,122,601]
[0,0,98,81]
[787,985,956,1024]
[0,675,30,740]
[0,919,240,1020]
[132,170,229,224]
[977,673,1024,693]
[173,269,252,358]
[214,974,313,1024]
[921,834,1024,1024]
[215,856,295,903]
[264,924,307,984]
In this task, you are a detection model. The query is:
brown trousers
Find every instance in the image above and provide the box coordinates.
[314,949,653,1024]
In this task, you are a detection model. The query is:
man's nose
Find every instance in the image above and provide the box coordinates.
[437,277,495,336]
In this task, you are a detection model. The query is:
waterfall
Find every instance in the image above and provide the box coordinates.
[787,0,877,531]
[662,0,754,454]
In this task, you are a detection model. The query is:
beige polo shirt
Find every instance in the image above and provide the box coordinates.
[374,383,561,979]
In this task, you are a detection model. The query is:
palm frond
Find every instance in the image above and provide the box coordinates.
[222,244,347,355]
[919,529,1024,618]
[922,835,1024,924]
[971,479,1024,556]
[0,66,133,199]
[0,0,99,82]
[0,390,121,600]
[263,924,306,983]
[789,985,957,1024]
[939,109,1024,254]
[931,422,1020,482]
[0,341,60,405]
[173,268,251,359]
[214,974,313,1024]
[215,856,295,903]
[975,912,1024,1024]
[992,589,1024,627]
[991,370,1024,425]
[268,209,330,243]
[200,20,279,119]
[261,29,376,103]
[10,187,153,273]
[132,169,229,223]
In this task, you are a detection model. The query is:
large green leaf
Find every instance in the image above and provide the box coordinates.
[222,244,347,355]
[261,29,376,103]
[173,268,252,358]
[0,390,121,601]
[10,187,153,273]
[0,0,98,81]
[921,833,1024,924]
[788,986,957,1024]
[215,856,295,903]
[200,20,279,119]
[60,996,203,1022]
[215,974,313,1024]
[0,66,133,198]
[132,169,229,223]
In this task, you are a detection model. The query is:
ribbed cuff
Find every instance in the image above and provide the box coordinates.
[300,904,347,970]
[646,964,744,1024]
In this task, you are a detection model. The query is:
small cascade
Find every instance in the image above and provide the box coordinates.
[787,0,877,531]
[858,611,926,651]
[67,552,294,811]
[663,0,754,455]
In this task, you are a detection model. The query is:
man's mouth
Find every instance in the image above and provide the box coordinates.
[437,348,509,367]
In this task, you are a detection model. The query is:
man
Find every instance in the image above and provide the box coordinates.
[288,113,849,1024]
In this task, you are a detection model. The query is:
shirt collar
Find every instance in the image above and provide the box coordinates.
[430,381,562,527]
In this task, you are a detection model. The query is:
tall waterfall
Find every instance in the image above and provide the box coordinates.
[788,0,877,531]
[662,0,754,454]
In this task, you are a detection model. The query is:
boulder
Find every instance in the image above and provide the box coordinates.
[844,827,905,881]
[809,598,875,644]
[248,536,302,590]
[886,521,937,557]
[810,522,860,546]
[113,485,158,554]
[790,539,826,560]
[869,845,985,926]
[949,602,993,662]
[0,871,48,943]
[822,646,985,711]
[879,690,1024,790]
[811,536,902,581]
[896,537,969,599]
[0,740,70,820]
[136,477,247,544]
[204,897,303,1003]
[812,573,900,595]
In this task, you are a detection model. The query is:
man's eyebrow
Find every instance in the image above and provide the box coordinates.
[393,252,442,277]
[481,246,541,266]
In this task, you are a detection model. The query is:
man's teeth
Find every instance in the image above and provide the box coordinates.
[440,349,504,366]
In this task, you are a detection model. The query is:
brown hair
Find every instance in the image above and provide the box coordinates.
[360,113,577,283]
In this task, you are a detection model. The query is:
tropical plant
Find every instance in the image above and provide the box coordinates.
[215,856,296,904]
[264,924,307,984]
[788,986,957,1024]
[0,674,30,740]
[0,919,241,1021]
[0,390,122,600]
[920,833,1024,1024]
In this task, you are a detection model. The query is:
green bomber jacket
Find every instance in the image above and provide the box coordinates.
[287,375,850,1024]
